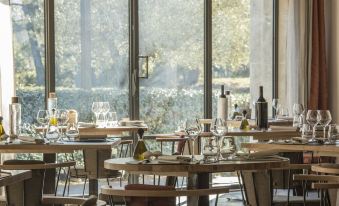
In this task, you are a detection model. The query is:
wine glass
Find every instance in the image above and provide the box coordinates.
[184,119,202,161]
[92,102,101,126]
[317,110,332,143]
[210,118,228,160]
[101,102,110,127]
[293,104,304,127]
[56,109,69,140]
[37,110,49,137]
[306,110,319,143]
[272,99,279,120]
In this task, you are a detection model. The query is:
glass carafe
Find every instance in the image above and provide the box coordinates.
[46,109,60,143]
[133,129,148,160]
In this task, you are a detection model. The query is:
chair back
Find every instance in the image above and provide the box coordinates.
[5,160,45,206]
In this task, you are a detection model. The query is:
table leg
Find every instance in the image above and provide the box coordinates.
[43,153,56,194]
[187,173,210,206]
[89,179,98,196]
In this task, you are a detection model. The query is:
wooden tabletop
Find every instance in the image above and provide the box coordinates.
[0,170,32,187]
[171,129,300,141]
[36,126,148,135]
[104,156,289,174]
[0,139,121,153]
[242,142,339,156]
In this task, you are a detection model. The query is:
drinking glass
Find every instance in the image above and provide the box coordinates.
[107,112,118,127]
[96,113,106,128]
[210,118,228,160]
[277,107,289,118]
[293,104,304,127]
[56,109,69,140]
[201,137,219,163]
[184,119,202,161]
[317,110,332,142]
[272,99,279,119]
[219,136,236,160]
[37,110,49,137]
[91,102,101,126]
[327,124,337,144]
[306,110,319,142]
[65,123,80,141]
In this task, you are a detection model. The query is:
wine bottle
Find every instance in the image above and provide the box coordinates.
[226,91,232,119]
[9,96,21,137]
[47,92,57,114]
[133,128,148,160]
[217,85,228,120]
[255,86,268,130]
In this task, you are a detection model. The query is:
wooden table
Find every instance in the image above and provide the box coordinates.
[104,156,289,206]
[0,139,121,196]
[242,142,339,157]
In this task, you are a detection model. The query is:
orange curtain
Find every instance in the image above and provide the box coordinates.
[308,0,328,110]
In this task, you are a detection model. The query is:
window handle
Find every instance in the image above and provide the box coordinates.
[138,55,149,79]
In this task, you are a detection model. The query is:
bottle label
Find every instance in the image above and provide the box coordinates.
[217,98,228,120]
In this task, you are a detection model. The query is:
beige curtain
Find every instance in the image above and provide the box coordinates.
[278,0,310,113]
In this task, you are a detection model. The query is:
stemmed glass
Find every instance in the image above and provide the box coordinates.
[91,102,101,126]
[293,104,304,127]
[306,110,319,143]
[101,102,110,127]
[65,123,80,141]
[37,110,49,137]
[56,109,69,140]
[272,99,280,120]
[210,118,228,161]
[107,112,118,127]
[184,119,202,161]
[317,110,332,143]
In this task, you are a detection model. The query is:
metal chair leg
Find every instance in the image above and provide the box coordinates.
[55,167,62,195]
[63,167,70,196]
[83,176,88,198]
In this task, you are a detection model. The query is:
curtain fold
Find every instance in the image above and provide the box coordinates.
[308,0,328,110]
[278,0,308,113]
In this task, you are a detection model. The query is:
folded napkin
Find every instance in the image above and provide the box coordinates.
[269,126,298,131]
[18,135,36,143]
[78,122,96,128]
[157,155,191,164]
[246,150,280,159]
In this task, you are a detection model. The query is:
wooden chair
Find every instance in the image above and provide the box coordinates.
[67,139,134,196]
[2,160,105,206]
[101,184,229,206]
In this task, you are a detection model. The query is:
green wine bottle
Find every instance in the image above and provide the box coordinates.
[133,128,148,160]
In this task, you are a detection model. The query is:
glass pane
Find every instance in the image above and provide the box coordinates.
[212,0,273,119]
[11,0,45,124]
[55,0,129,122]
[139,0,204,134]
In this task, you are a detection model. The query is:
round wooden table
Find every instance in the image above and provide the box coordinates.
[104,156,289,206]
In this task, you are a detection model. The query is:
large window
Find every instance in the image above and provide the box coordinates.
[212,0,273,118]
[9,0,276,131]
[139,0,204,134]
[11,0,45,124]
[55,0,129,122]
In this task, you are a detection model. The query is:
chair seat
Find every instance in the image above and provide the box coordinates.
[70,166,122,178]
[273,195,320,203]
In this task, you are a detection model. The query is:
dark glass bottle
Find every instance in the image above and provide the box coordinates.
[255,86,268,130]
[133,129,148,160]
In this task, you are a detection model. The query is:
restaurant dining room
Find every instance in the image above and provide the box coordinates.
[1,0,339,205]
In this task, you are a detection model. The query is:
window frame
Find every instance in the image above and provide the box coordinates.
[43,0,278,120]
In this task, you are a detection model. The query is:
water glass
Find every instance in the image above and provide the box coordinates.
[219,136,236,160]
[96,113,106,128]
[107,112,118,127]
[292,104,304,127]
[65,123,80,141]
[272,99,280,119]
[92,102,101,126]
[327,124,337,144]
[317,110,332,142]
[201,137,219,163]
